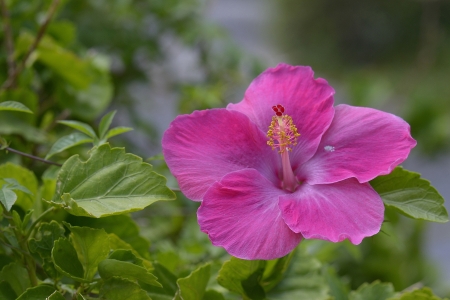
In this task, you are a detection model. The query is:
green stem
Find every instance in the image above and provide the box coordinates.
[2,206,38,286]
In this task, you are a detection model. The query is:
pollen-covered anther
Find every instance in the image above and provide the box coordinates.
[266,105,300,153]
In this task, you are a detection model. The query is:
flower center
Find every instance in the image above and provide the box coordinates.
[266,104,300,192]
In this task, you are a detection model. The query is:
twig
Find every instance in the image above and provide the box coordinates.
[4,147,62,166]
[1,0,61,90]
[0,0,15,78]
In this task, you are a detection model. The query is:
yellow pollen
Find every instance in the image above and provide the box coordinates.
[267,114,300,153]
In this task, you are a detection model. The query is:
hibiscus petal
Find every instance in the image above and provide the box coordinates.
[279,179,384,244]
[299,104,416,184]
[162,109,279,201]
[227,63,335,166]
[198,169,302,260]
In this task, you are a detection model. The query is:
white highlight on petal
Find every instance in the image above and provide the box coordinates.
[324,145,335,152]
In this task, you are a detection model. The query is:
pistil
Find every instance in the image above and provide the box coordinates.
[267,104,300,192]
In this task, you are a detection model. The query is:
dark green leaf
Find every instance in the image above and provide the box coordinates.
[203,290,225,300]
[100,277,151,300]
[349,281,395,300]
[16,285,56,300]
[0,101,33,114]
[0,281,16,300]
[142,262,178,299]
[98,259,161,287]
[261,251,296,292]
[67,225,110,281]
[371,167,448,223]
[52,238,85,282]
[0,263,31,297]
[176,264,211,300]
[47,290,66,300]
[46,132,93,159]
[29,221,65,259]
[51,144,175,218]
[323,266,349,300]
[99,110,117,139]
[57,120,96,138]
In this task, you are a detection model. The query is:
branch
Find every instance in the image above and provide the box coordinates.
[1,0,61,90]
[0,0,15,78]
[4,147,62,167]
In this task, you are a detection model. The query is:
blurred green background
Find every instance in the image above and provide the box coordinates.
[1,0,449,297]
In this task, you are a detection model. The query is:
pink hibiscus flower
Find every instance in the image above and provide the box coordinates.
[162,64,416,260]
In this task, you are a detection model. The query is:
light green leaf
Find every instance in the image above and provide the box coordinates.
[0,187,17,211]
[176,263,210,300]
[99,111,117,139]
[371,167,448,223]
[16,285,56,300]
[349,281,395,300]
[389,287,443,300]
[100,277,151,300]
[0,163,37,211]
[98,259,161,287]
[107,234,153,270]
[0,101,32,114]
[52,238,85,282]
[45,132,93,159]
[57,120,96,138]
[0,263,31,297]
[51,144,175,218]
[4,178,33,195]
[217,257,266,300]
[261,251,296,292]
[106,126,134,139]
[67,214,151,260]
[67,225,110,281]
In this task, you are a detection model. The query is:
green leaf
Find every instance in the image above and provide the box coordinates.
[100,277,151,300]
[175,264,211,300]
[51,144,175,218]
[99,110,117,139]
[106,126,134,139]
[67,214,151,259]
[0,101,33,114]
[349,281,395,300]
[29,221,65,259]
[261,251,296,292]
[0,263,31,297]
[46,132,93,159]
[47,290,66,300]
[67,225,110,281]
[57,120,97,138]
[98,259,161,287]
[52,238,85,282]
[16,285,56,300]
[217,257,266,300]
[3,178,33,195]
[0,187,17,211]
[390,287,443,300]
[0,281,16,300]
[323,266,349,300]
[266,248,329,300]
[141,262,178,299]
[203,290,226,300]
[371,167,448,223]
[0,163,38,211]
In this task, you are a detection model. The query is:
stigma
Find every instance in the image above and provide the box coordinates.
[267,104,300,153]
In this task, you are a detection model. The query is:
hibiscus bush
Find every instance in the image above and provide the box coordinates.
[0,1,448,300]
